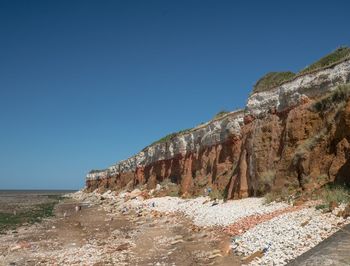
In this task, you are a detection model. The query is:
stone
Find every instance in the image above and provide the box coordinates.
[208,253,222,259]
[171,239,184,245]
[342,204,350,219]
[329,201,339,211]
[242,250,264,264]
[115,243,130,251]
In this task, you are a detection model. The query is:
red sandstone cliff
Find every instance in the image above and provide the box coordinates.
[86,51,350,199]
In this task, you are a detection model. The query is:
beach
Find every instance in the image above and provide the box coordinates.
[0,190,239,265]
[1,189,350,265]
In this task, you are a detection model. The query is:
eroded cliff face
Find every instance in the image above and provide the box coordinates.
[86,59,350,199]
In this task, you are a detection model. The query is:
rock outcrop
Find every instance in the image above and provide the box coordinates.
[86,55,350,199]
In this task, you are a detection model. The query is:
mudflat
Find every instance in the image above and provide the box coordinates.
[0,190,73,233]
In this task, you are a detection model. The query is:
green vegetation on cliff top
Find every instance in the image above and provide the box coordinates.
[253,46,350,93]
[300,46,350,74]
[214,110,230,119]
[253,72,296,93]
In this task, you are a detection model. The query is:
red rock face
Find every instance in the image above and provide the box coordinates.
[86,138,243,196]
[86,98,350,198]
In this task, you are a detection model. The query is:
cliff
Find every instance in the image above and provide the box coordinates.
[86,48,350,199]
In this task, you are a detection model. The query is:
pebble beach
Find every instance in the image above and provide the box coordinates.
[85,188,350,265]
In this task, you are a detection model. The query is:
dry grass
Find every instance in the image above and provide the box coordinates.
[300,47,350,74]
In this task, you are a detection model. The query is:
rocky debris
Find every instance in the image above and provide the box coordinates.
[224,205,304,236]
[131,196,289,227]
[1,190,243,266]
[50,191,350,265]
[9,241,31,251]
[102,189,350,266]
[232,208,349,265]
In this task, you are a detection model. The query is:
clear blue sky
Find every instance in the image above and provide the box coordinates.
[1,0,349,189]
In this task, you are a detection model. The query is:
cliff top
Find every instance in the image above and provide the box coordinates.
[253,46,350,94]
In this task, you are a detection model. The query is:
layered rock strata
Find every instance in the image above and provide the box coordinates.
[86,59,350,199]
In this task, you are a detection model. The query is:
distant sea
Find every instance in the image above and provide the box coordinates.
[0,190,77,195]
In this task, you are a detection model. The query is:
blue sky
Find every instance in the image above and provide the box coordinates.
[1,0,349,189]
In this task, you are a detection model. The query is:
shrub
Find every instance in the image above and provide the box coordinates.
[300,47,350,74]
[292,128,328,166]
[194,177,209,188]
[317,174,329,184]
[318,185,350,205]
[264,191,280,204]
[160,178,178,189]
[168,190,179,197]
[89,169,105,174]
[253,72,296,93]
[264,188,291,204]
[209,189,225,200]
[311,84,350,113]
[315,204,328,210]
[257,170,276,194]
